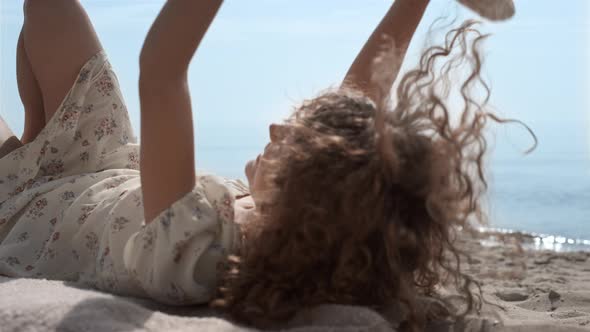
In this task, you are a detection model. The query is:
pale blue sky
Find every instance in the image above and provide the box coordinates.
[1,0,589,178]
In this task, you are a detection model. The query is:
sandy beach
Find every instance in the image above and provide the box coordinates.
[0,229,588,331]
[462,230,590,331]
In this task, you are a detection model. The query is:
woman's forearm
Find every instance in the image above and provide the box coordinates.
[138,0,223,223]
[139,0,223,78]
[342,0,430,104]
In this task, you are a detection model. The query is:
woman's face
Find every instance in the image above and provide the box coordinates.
[245,124,288,201]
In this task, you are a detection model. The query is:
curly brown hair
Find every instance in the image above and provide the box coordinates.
[214,20,515,331]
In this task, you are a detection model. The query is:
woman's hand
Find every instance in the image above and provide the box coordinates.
[139,0,224,80]
[458,0,515,21]
[0,115,23,158]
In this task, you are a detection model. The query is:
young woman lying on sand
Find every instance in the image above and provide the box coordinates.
[0,0,517,330]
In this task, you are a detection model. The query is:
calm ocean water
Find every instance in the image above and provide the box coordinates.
[487,157,590,251]
[197,147,590,252]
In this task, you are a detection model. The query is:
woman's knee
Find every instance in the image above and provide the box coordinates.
[23,0,78,19]
[23,0,45,17]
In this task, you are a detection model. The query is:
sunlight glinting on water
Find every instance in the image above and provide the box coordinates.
[478,227,590,252]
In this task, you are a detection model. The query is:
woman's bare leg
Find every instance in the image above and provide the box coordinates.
[22,0,103,123]
[17,29,45,144]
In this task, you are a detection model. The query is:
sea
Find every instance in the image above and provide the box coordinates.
[197,147,590,253]
[487,157,590,252]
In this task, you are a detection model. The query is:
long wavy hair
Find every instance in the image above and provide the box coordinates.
[213,20,526,331]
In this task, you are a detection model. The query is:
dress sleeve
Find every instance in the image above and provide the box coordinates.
[122,175,239,305]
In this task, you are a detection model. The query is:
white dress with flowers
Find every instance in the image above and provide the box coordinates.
[0,51,248,304]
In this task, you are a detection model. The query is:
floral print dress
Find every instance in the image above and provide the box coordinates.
[0,51,248,304]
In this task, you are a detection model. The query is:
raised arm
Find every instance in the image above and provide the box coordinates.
[342,0,430,104]
[139,0,223,223]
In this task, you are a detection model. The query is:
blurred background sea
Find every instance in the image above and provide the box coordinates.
[196,149,590,252]
[487,156,590,252]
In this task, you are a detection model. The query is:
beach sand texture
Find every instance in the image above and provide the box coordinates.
[461,231,590,331]
[0,231,589,331]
